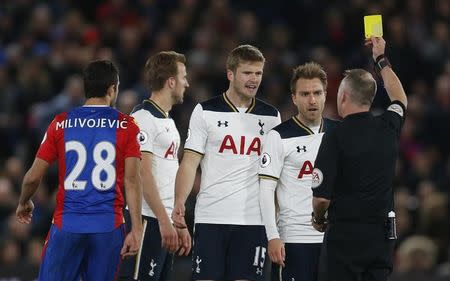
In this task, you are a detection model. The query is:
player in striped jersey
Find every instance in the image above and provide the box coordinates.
[119,51,191,281]
[259,62,337,281]
[16,60,143,281]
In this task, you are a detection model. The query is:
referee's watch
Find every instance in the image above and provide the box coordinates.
[374,54,392,73]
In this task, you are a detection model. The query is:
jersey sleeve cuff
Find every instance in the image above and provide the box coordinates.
[183,148,204,156]
[258,174,278,181]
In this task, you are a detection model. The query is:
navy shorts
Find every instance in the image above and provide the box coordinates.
[118,210,173,281]
[271,243,322,281]
[38,224,125,281]
[191,223,268,281]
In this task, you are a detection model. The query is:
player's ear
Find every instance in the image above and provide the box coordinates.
[106,84,115,97]
[291,92,296,105]
[226,69,234,82]
[167,77,176,89]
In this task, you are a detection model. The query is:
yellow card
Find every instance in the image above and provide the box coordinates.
[364,15,383,39]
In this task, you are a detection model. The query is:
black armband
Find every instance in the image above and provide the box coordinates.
[374,54,392,73]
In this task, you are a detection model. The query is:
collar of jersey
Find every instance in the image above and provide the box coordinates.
[222,93,255,113]
[145,99,169,118]
[292,116,324,135]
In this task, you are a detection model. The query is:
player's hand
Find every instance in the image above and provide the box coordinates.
[176,227,192,256]
[121,228,142,258]
[171,201,187,229]
[16,200,34,224]
[159,219,179,253]
[365,36,386,61]
[311,217,328,233]
[268,238,285,267]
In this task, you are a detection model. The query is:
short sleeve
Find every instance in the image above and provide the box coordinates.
[36,118,58,164]
[382,100,406,136]
[132,111,156,153]
[184,104,207,155]
[259,130,284,181]
[124,116,141,158]
[312,127,339,199]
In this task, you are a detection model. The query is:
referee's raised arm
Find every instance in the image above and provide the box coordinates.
[369,36,408,108]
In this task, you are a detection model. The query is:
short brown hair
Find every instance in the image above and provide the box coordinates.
[290,62,328,94]
[144,51,186,91]
[226,45,265,72]
[342,69,377,106]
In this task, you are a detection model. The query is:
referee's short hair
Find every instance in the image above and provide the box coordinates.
[342,69,377,106]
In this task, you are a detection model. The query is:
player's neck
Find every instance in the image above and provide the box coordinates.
[84,97,110,106]
[296,113,322,127]
[225,89,253,108]
[149,91,172,113]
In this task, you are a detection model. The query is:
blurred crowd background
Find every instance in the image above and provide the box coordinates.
[0,0,449,280]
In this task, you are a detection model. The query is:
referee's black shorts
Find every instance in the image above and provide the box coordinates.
[319,222,395,281]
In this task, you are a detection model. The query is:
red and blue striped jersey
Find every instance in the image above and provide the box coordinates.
[36,106,141,233]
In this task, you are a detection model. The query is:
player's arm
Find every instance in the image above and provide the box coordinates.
[121,117,143,258]
[16,158,50,224]
[312,129,338,232]
[370,36,407,108]
[17,120,57,224]
[172,150,202,228]
[141,152,178,252]
[259,130,285,266]
[121,156,143,257]
[172,103,206,229]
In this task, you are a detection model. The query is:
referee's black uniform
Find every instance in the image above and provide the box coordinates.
[312,100,406,281]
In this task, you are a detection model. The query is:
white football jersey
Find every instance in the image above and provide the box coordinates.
[259,117,337,243]
[185,93,281,225]
[131,99,180,218]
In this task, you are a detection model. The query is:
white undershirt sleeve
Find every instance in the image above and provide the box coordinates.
[260,178,279,240]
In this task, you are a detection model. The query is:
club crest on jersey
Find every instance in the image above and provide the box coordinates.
[260,153,271,167]
[217,120,229,127]
[258,119,265,135]
[137,131,148,145]
[311,168,323,188]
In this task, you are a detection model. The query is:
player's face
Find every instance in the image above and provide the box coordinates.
[229,61,264,100]
[172,62,189,104]
[292,78,326,125]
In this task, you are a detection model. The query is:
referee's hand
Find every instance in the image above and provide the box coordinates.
[268,238,286,267]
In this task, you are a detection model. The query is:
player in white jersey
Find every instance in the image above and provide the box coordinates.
[259,62,338,281]
[172,45,281,281]
[119,51,191,281]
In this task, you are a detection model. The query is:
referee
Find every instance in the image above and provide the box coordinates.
[311,36,407,281]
